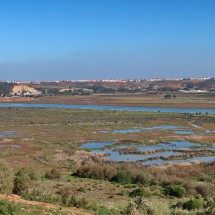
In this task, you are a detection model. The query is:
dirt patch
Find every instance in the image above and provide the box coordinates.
[0,194,93,215]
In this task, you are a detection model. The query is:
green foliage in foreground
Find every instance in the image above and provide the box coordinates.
[206,196,215,215]
[0,199,66,215]
[22,190,61,205]
[95,207,119,215]
[0,199,24,215]
[183,197,204,210]
[0,161,14,195]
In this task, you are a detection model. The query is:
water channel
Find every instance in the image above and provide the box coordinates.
[0,103,214,114]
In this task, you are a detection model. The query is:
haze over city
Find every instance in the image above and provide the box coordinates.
[0,0,215,81]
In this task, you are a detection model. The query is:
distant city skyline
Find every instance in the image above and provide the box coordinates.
[0,0,215,80]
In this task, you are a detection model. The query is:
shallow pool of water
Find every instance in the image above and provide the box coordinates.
[0,130,18,137]
[0,144,21,148]
[132,141,201,152]
[80,138,214,165]
[142,155,215,166]
[112,128,142,134]
[111,125,187,134]
[92,148,183,162]
[174,130,196,135]
[142,125,185,131]
[80,141,116,149]
[99,130,109,134]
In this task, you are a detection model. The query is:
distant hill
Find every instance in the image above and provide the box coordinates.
[0,82,16,95]
[1,78,214,96]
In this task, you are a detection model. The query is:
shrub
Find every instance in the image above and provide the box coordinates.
[95,206,119,215]
[171,208,200,215]
[182,181,196,196]
[22,189,61,205]
[165,185,187,197]
[13,168,31,195]
[0,199,23,214]
[45,168,61,179]
[112,172,132,185]
[58,186,73,198]
[76,164,117,180]
[27,168,38,180]
[195,184,214,197]
[183,197,204,210]
[0,160,14,194]
[206,195,215,215]
[77,186,86,192]
[135,172,152,185]
[129,187,151,198]
[123,196,154,215]
[103,165,118,180]
[13,167,39,195]
[69,196,89,209]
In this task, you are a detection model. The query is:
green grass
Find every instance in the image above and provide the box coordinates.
[0,199,68,215]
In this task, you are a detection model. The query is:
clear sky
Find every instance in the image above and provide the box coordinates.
[0,0,214,80]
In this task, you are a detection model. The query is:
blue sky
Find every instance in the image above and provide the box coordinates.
[0,0,214,80]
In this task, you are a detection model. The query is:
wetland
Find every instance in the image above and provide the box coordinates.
[0,106,214,168]
[0,105,215,214]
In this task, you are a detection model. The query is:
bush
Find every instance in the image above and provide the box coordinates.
[165,185,187,197]
[76,164,117,180]
[195,184,214,197]
[95,206,119,215]
[205,195,215,215]
[183,197,204,211]
[123,196,154,215]
[45,168,61,179]
[69,196,89,209]
[13,168,31,195]
[0,199,23,214]
[0,160,14,194]
[129,188,151,198]
[26,168,38,180]
[135,172,152,185]
[77,186,86,192]
[171,208,201,215]
[58,186,73,198]
[23,189,61,205]
[112,172,132,185]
